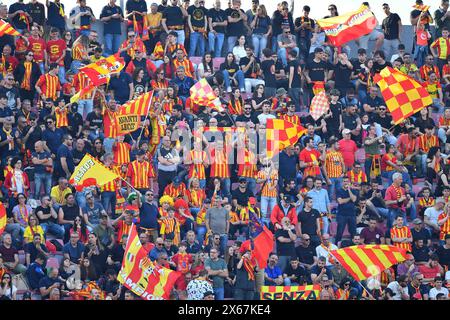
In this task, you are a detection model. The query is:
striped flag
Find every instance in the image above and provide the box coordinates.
[329,245,409,281]
[266,119,307,159]
[119,90,154,115]
[79,54,125,86]
[142,16,149,41]
[0,202,6,237]
[190,78,224,112]
[261,285,321,300]
[317,5,376,47]
[70,86,95,104]
[117,224,180,300]
[0,19,20,37]
[374,66,432,125]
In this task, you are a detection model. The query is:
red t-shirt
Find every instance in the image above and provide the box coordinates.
[299,148,321,176]
[418,264,441,280]
[28,37,46,63]
[46,39,66,66]
[338,139,358,168]
[384,184,406,210]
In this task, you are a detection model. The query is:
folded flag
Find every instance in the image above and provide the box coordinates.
[119,91,154,116]
[79,54,125,86]
[329,245,409,281]
[118,224,180,300]
[0,202,6,237]
[374,66,432,125]
[69,153,120,191]
[317,5,376,47]
[190,78,224,112]
[266,119,307,159]
[310,90,330,121]
[0,19,20,37]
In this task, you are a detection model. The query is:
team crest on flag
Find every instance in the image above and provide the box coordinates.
[79,54,125,86]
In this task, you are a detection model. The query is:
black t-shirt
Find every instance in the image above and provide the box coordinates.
[306,59,327,82]
[261,60,276,88]
[235,113,259,125]
[283,264,306,283]
[334,61,352,89]
[61,204,80,222]
[232,187,253,207]
[220,62,239,78]
[411,228,431,244]
[436,245,450,268]
[8,2,29,30]
[27,2,45,26]
[342,113,359,131]
[208,8,227,34]
[162,5,184,27]
[295,244,316,265]
[325,101,343,129]
[226,8,246,37]
[125,0,147,22]
[374,114,393,129]
[382,13,401,40]
[275,229,296,258]
[133,79,146,98]
[86,111,103,130]
[413,116,435,134]
[239,56,260,78]
[373,61,392,74]
[350,58,366,75]
[36,205,57,224]
[288,60,301,88]
[71,148,86,166]
[24,242,48,263]
[412,245,430,263]
[55,144,74,176]
[297,209,320,236]
[188,5,207,29]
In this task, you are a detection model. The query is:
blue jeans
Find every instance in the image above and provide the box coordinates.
[77,99,94,119]
[175,30,185,45]
[278,256,290,273]
[214,287,225,300]
[101,191,117,218]
[41,222,65,239]
[221,178,231,201]
[278,47,299,67]
[335,215,356,244]
[189,32,206,57]
[58,66,66,85]
[34,172,52,199]
[272,36,279,52]
[414,45,428,68]
[327,177,342,201]
[219,234,228,257]
[104,138,115,154]
[288,87,301,112]
[104,33,122,56]
[227,36,238,53]
[222,70,245,91]
[208,32,225,58]
[260,196,277,221]
[284,278,299,286]
[252,34,267,58]
[5,223,24,248]
[38,62,45,75]
[71,60,82,74]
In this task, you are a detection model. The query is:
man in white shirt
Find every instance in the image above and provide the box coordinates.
[429,276,449,300]
[387,275,410,300]
[424,198,445,236]
[315,233,338,267]
[257,101,275,126]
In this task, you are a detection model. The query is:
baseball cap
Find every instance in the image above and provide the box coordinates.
[276,87,287,96]
[238,177,247,183]
[413,218,423,225]
[342,129,351,135]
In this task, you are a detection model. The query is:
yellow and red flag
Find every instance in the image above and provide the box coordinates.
[261,285,321,300]
[190,78,224,112]
[115,114,141,135]
[79,54,125,86]
[119,90,154,115]
[0,19,20,37]
[310,90,330,121]
[70,86,95,104]
[374,66,432,125]
[69,154,121,191]
[317,5,376,47]
[413,4,430,12]
[329,245,409,281]
[312,81,325,96]
[266,119,307,159]
[142,16,149,41]
[117,224,180,300]
[0,202,6,237]
[69,281,106,300]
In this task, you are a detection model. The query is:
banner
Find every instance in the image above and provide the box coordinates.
[79,54,125,86]
[317,5,376,47]
[69,154,120,190]
[115,114,141,135]
[260,285,321,300]
[118,224,180,300]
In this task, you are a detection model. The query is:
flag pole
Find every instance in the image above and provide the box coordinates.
[136,90,155,144]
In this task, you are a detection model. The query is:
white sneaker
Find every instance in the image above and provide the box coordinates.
[226,86,232,93]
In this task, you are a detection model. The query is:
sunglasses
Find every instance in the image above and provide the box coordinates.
[47,121,54,124]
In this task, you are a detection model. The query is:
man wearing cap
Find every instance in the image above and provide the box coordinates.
[127,149,155,194]
[424,198,445,236]
[338,128,358,170]
[411,218,431,247]
[270,195,297,231]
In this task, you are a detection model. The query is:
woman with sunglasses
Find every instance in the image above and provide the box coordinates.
[70,215,89,244]
[23,214,45,244]
[150,67,169,93]
[91,138,105,161]
[0,273,17,300]
[14,50,41,102]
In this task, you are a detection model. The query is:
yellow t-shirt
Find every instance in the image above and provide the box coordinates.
[50,186,72,205]
[23,226,45,243]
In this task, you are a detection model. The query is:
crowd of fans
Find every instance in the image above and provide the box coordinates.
[0,0,450,301]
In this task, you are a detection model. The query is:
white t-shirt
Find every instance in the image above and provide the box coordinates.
[315,244,338,266]
[429,287,449,300]
[233,46,246,63]
[257,113,276,126]
[387,281,409,300]
[424,207,442,225]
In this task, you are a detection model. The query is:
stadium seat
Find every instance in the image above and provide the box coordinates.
[46,257,60,269]
[213,57,225,71]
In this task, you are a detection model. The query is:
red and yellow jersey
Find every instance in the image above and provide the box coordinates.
[196,208,206,225]
[163,96,183,113]
[443,64,450,79]
[390,226,412,252]
[257,170,278,198]
[150,79,169,91]
[431,36,450,60]
[299,148,321,177]
[187,150,207,180]
[209,148,230,178]
[116,220,132,243]
[27,37,46,63]
[238,149,257,178]
[172,252,193,274]
[279,113,301,126]
[113,142,131,166]
[228,97,243,115]
[423,80,441,99]
[418,196,435,212]
[420,64,440,81]
[46,39,66,66]
[100,165,121,192]
[72,73,93,99]
[72,43,87,61]
[164,183,187,199]
[347,170,368,184]
[187,188,206,208]
[438,212,450,240]
[36,73,60,100]
[381,153,397,172]
[172,58,194,78]
[55,106,68,127]
[418,134,439,153]
[324,150,344,179]
[127,160,155,189]
[166,43,187,58]
[160,217,180,245]
[102,108,118,138]
[20,61,33,91]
